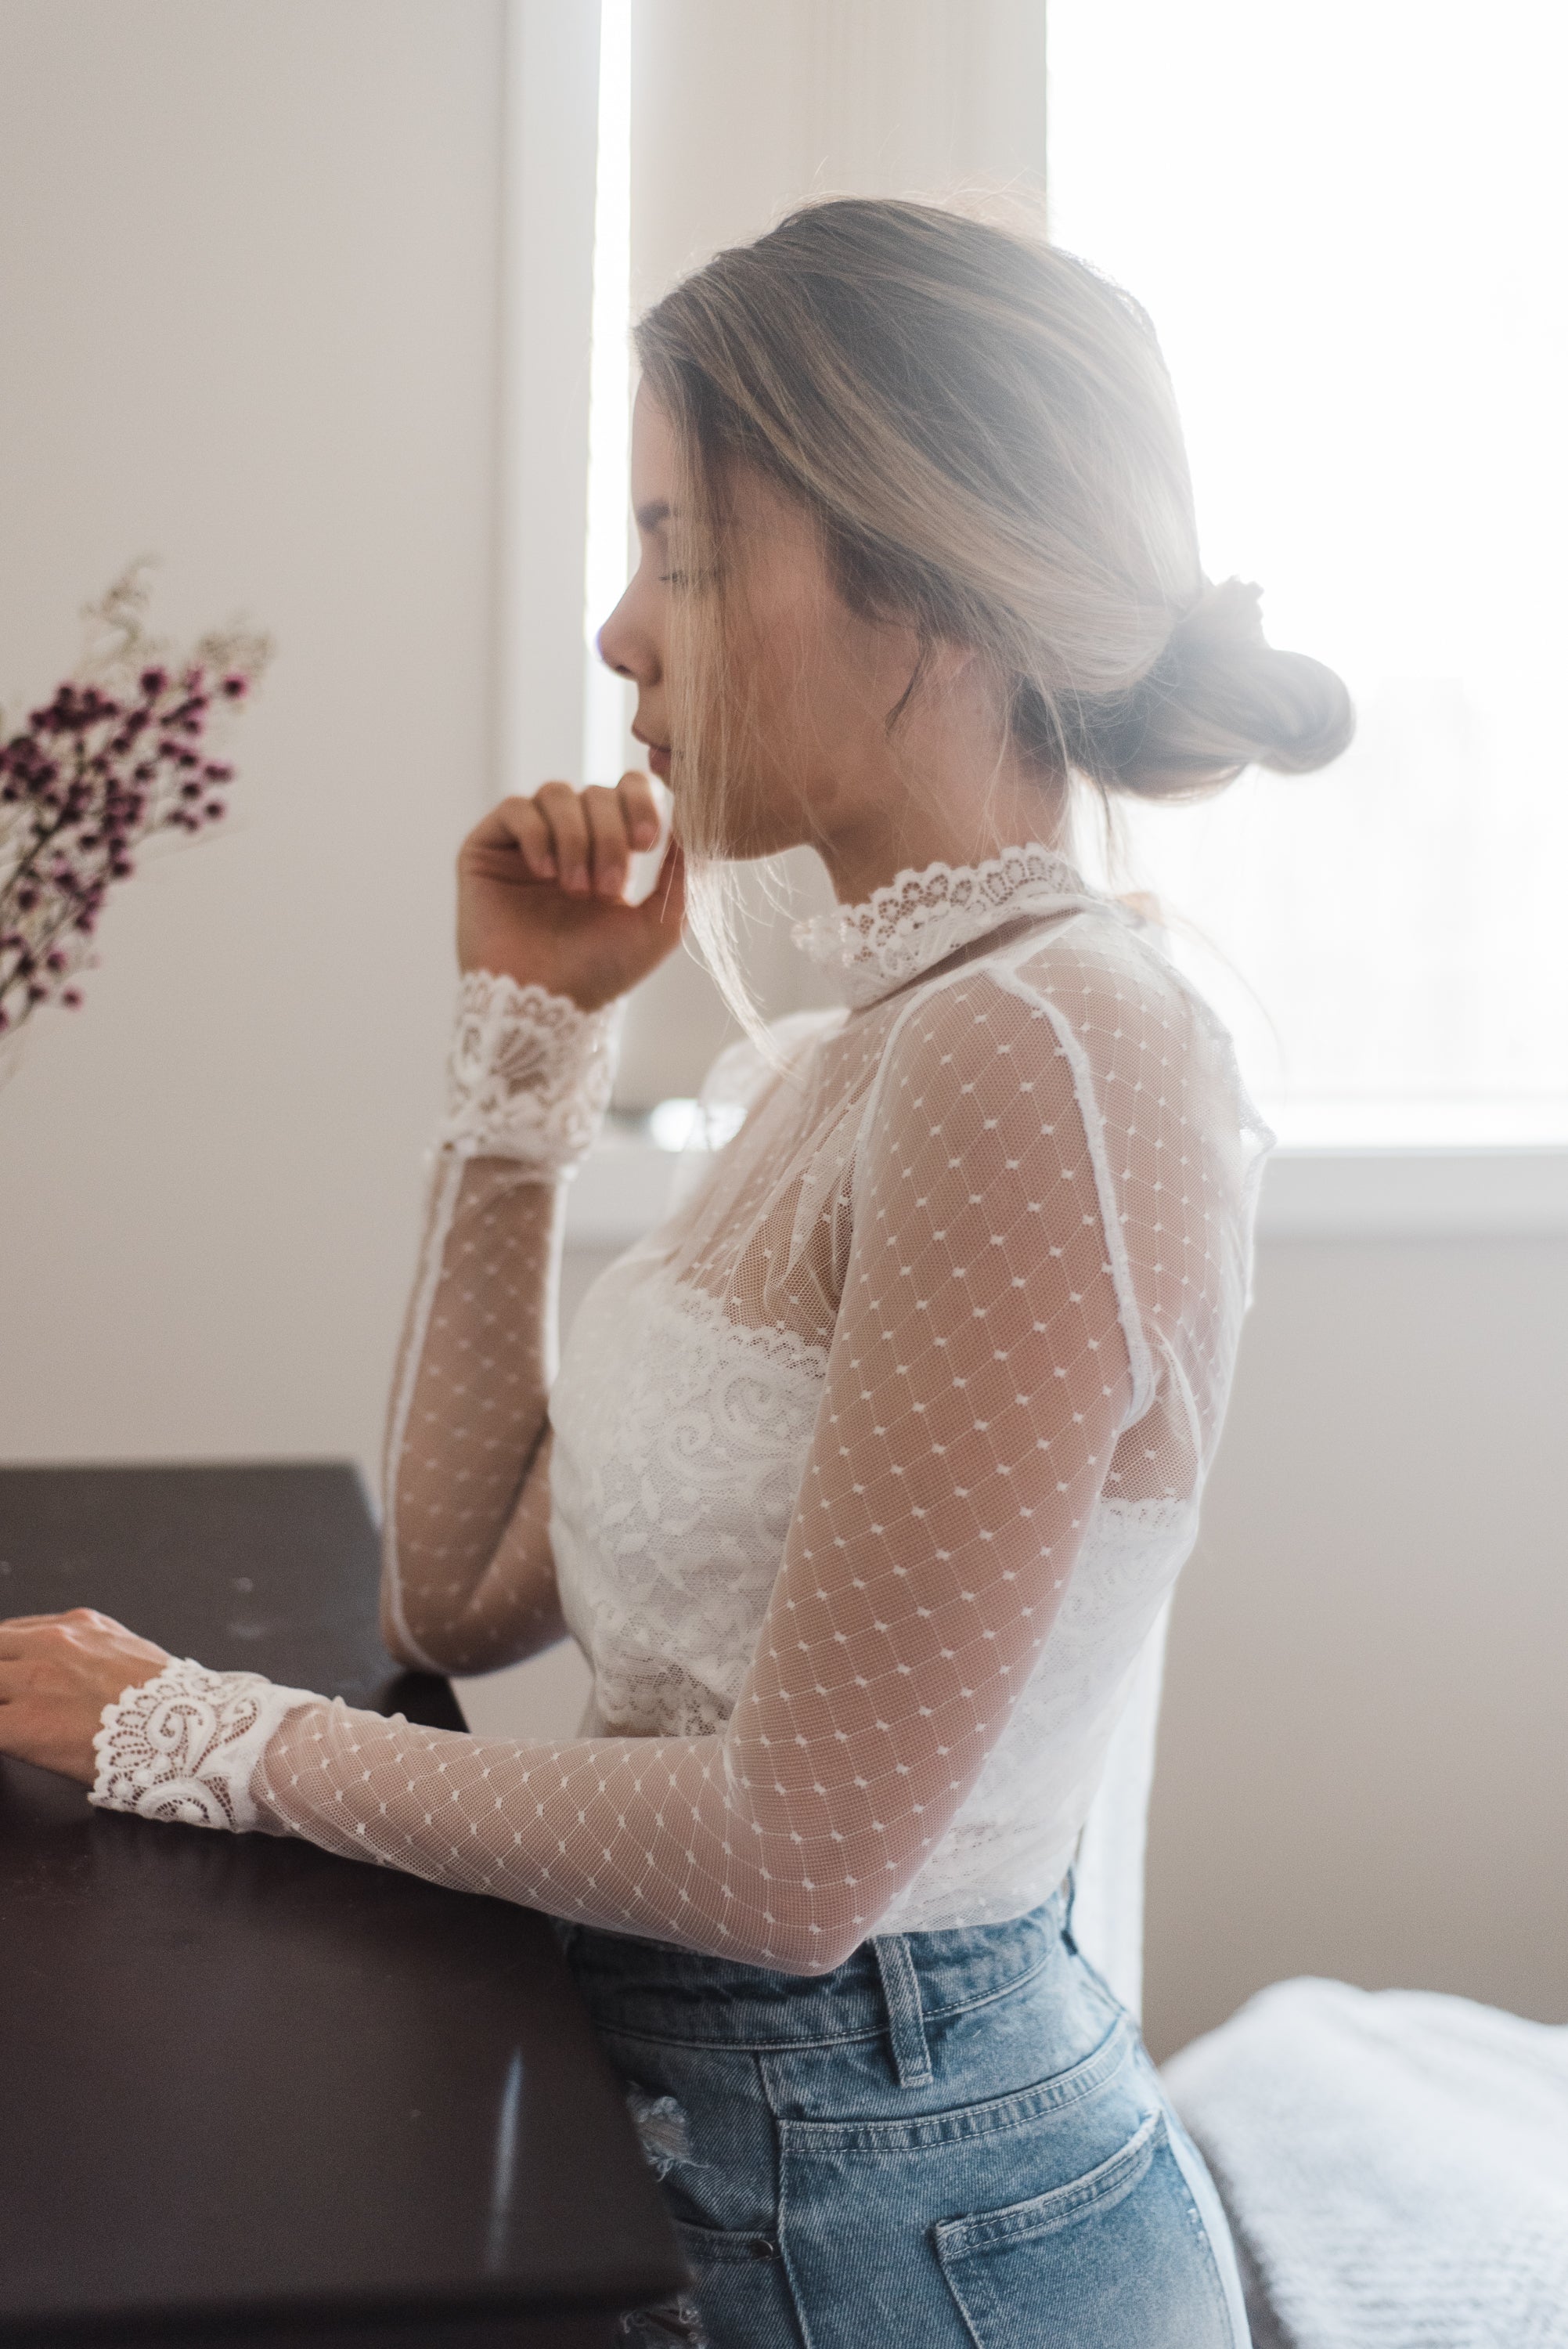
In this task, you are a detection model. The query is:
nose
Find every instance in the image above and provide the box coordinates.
[596,584,658,687]
[597,626,635,680]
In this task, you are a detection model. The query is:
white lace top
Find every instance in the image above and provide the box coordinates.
[92,845,1269,1972]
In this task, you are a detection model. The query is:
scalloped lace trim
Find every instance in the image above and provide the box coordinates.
[791,843,1099,1007]
[434,971,623,1174]
[90,1658,317,1832]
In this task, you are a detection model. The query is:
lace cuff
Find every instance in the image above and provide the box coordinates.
[89,1658,319,1833]
[433,970,623,1176]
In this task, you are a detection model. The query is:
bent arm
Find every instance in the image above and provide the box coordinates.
[379,972,621,1676]
[96,967,1191,1974]
[237,975,1138,1968]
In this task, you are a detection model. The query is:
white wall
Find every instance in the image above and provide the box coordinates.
[0,0,505,1471]
[1143,1232,1568,2062]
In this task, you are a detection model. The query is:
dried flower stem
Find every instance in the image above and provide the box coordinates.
[0,565,271,1037]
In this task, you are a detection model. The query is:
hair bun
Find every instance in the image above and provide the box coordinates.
[1071,576,1356,800]
[1174,575,1268,652]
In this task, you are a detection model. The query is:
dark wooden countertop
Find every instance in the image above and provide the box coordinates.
[0,1463,686,2347]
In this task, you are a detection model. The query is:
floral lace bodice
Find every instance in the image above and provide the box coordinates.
[93,845,1269,1970]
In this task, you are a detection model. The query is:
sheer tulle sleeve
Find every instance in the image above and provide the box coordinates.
[199,971,1147,1972]
[379,970,621,1675]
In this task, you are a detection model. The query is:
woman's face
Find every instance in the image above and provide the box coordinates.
[597,384,932,861]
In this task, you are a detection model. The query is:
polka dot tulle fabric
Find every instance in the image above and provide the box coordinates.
[92,849,1267,1973]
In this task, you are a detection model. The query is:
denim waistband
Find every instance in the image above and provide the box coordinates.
[553,1885,1073,2052]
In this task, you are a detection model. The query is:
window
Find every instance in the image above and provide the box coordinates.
[583,0,633,791]
[1047,0,1568,1144]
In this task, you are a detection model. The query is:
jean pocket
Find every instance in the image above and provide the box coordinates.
[665,2219,795,2349]
[932,2110,1235,2349]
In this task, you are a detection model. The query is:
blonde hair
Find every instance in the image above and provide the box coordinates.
[635,197,1353,1012]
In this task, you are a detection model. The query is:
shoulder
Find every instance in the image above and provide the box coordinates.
[995,907,1260,1131]
[1002,902,1191,1026]
[865,904,1263,1165]
[856,947,1086,1172]
[866,905,1156,1092]
[989,908,1271,1250]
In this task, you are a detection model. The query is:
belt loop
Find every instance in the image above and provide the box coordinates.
[871,1936,932,2088]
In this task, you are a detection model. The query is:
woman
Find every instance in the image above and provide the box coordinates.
[0,200,1350,2346]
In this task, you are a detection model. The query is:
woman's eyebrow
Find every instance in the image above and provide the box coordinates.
[634,499,672,532]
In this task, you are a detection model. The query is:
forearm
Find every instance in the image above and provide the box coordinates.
[248,1700,871,1972]
[380,972,622,1675]
[88,1048,1132,1972]
[380,1154,568,1672]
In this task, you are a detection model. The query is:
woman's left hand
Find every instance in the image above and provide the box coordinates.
[0,1610,171,1785]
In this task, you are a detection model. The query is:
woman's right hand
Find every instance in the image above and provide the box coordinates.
[456,773,686,1012]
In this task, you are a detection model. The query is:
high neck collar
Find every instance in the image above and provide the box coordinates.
[791,842,1101,1009]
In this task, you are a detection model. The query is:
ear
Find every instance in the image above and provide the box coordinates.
[932,640,980,684]
[912,637,987,704]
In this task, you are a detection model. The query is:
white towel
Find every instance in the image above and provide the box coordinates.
[1162,1976,1568,2348]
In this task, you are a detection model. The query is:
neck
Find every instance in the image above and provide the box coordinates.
[816,752,1069,908]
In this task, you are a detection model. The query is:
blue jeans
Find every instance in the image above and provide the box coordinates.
[557,1884,1249,2348]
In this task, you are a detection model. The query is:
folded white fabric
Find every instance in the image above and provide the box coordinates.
[1163,1976,1568,2349]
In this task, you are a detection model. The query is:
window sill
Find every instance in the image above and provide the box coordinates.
[1256,1147,1568,1238]
[566,1130,1568,1248]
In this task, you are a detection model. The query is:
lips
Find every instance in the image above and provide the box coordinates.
[631,727,671,780]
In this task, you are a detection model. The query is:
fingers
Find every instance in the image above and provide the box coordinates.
[615,770,663,853]
[0,1607,124,1636]
[582,787,630,900]
[0,1615,69,1657]
[519,773,663,899]
[530,782,593,893]
[465,792,566,886]
[0,1611,121,1665]
[506,796,558,882]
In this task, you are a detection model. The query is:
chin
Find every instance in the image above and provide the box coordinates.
[712,824,813,865]
[676,784,815,865]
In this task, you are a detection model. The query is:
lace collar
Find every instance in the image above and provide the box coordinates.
[791,842,1100,1009]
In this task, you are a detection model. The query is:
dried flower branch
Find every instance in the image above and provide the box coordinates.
[0,565,271,1041]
